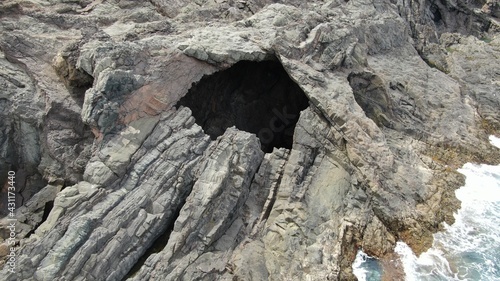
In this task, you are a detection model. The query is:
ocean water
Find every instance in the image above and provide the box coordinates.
[353,135,500,281]
[352,250,383,281]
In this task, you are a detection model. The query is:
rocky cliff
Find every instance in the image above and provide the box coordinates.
[1,0,499,280]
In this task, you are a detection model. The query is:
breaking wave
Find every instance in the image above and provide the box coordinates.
[353,136,500,281]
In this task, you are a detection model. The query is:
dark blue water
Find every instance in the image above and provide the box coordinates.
[353,136,500,281]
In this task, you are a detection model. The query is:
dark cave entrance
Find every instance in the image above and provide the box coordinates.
[176,59,310,153]
[430,4,443,26]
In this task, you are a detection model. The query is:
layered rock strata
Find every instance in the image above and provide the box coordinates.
[0,0,499,280]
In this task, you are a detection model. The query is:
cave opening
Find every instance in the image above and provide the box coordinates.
[24,200,54,239]
[176,59,310,153]
[430,4,443,25]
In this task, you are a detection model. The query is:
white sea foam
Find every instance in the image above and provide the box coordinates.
[352,250,370,281]
[352,250,382,281]
[490,135,500,149]
[354,136,500,280]
[397,155,500,280]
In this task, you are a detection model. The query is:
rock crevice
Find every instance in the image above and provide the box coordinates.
[1,0,500,280]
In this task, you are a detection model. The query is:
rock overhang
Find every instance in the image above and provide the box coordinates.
[2,0,500,280]
[176,57,311,153]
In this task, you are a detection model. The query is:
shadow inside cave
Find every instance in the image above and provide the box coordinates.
[176,59,310,153]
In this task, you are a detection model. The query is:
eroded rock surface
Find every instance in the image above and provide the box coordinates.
[0,0,499,280]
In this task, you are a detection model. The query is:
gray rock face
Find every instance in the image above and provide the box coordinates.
[1,0,499,280]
